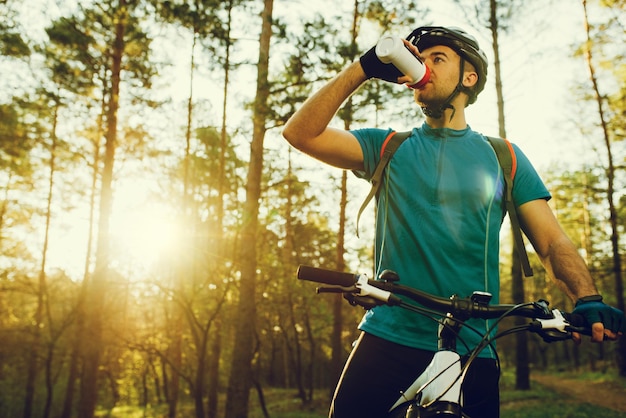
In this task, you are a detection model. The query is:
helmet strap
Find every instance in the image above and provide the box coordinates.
[421,57,465,122]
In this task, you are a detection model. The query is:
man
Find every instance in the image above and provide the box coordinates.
[282,26,624,417]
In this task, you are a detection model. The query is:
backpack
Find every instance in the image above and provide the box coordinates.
[356,130,533,277]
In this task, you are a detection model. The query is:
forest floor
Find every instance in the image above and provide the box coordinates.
[96,372,626,417]
[530,372,626,413]
[245,372,626,418]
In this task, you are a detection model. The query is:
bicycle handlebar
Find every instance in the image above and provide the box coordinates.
[297,265,591,338]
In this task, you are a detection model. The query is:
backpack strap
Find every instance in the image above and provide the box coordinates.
[356,130,411,237]
[486,136,533,277]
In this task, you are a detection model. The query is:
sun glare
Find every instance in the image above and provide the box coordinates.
[112,207,182,265]
[47,179,184,279]
[109,180,183,271]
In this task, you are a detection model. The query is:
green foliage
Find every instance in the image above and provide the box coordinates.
[0,0,624,416]
[0,5,30,58]
[44,16,97,93]
[0,28,29,57]
[0,100,34,175]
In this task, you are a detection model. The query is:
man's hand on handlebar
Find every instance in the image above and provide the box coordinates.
[571,295,625,344]
[296,265,617,343]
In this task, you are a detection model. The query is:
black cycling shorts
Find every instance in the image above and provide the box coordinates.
[329,332,500,418]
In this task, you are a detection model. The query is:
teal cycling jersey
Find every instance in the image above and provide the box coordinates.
[352,123,550,357]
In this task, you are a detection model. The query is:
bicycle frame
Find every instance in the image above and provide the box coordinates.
[389,350,463,412]
[388,294,489,417]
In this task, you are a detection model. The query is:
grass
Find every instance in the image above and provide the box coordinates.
[247,391,329,418]
[502,404,624,418]
[245,376,626,418]
[96,371,625,417]
[501,392,624,418]
[499,369,625,418]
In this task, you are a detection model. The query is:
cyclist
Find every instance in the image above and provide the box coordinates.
[282,26,624,418]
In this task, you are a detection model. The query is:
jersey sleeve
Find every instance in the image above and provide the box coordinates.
[510,143,552,206]
[350,128,393,180]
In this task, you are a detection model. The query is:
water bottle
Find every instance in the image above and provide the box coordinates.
[375,35,430,88]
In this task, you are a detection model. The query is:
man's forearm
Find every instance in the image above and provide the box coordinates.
[542,237,599,301]
[283,62,367,147]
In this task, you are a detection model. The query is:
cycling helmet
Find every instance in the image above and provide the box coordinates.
[406,26,488,116]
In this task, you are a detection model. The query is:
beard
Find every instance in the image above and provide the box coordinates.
[413,84,460,119]
[414,91,444,118]
[414,83,451,108]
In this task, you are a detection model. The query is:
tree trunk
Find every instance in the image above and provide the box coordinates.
[78,3,126,416]
[224,1,273,416]
[194,336,207,418]
[167,315,182,418]
[487,0,531,390]
[61,89,105,418]
[61,288,86,418]
[330,0,358,395]
[581,0,626,376]
[289,295,307,402]
[512,238,530,389]
[331,171,348,394]
[41,102,60,418]
[206,3,232,416]
[23,100,58,418]
[43,342,55,418]
[207,319,221,418]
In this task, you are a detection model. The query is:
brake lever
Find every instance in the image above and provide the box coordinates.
[529,309,592,342]
[316,285,358,294]
[564,325,593,337]
[317,277,401,310]
[316,285,385,310]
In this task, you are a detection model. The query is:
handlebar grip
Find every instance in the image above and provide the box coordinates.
[297,265,358,287]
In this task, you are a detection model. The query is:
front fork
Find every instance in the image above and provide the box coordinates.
[389,314,465,416]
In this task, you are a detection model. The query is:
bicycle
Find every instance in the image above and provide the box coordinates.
[297,265,593,418]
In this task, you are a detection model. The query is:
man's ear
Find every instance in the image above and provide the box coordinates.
[463,71,478,88]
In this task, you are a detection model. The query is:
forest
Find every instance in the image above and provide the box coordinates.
[0,0,624,417]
